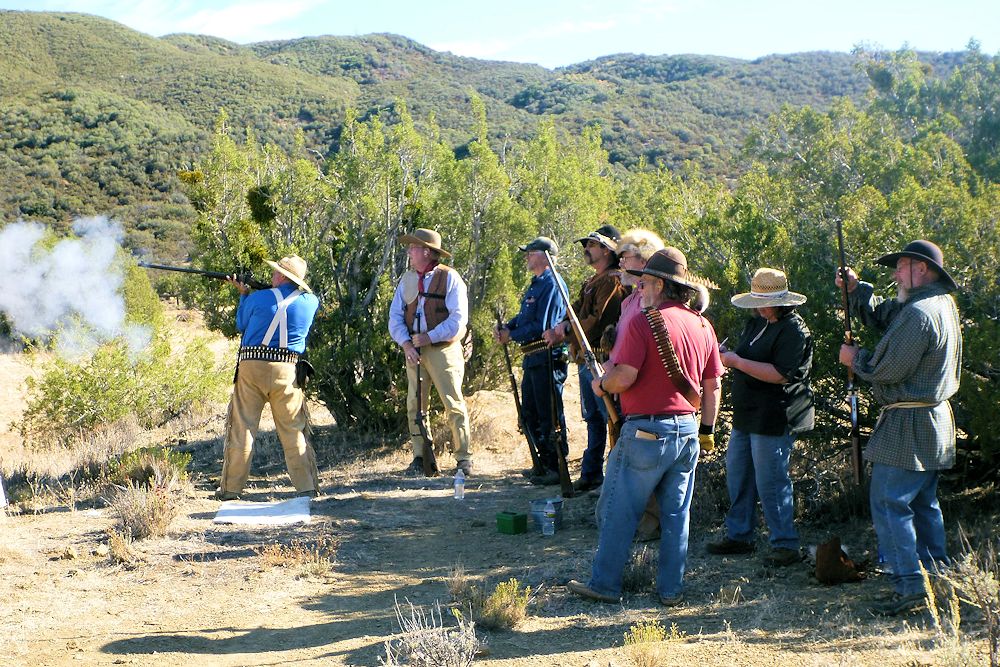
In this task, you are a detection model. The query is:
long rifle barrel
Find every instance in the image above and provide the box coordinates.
[835,220,864,485]
[495,308,544,475]
[137,261,270,291]
[542,251,620,428]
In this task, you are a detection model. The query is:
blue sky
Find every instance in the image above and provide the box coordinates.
[2,0,995,68]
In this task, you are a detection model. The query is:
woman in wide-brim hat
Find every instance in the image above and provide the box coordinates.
[706,267,814,568]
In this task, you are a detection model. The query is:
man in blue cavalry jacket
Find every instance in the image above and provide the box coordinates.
[496,237,569,485]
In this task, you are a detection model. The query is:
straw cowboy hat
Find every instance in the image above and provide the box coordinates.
[731,268,806,309]
[576,224,621,252]
[399,228,452,259]
[875,239,958,292]
[627,247,718,290]
[265,255,311,292]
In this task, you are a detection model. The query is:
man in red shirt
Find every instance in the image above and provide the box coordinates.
[567,247,723,606]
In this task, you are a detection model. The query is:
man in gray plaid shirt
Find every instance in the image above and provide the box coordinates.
[837,239,962,617]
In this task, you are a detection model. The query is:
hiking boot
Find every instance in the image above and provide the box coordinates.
[296,489,319,499]
[567,579,620,604]
[214,489,240,501]
[658,593,684,607]
[521,467,542,479]
[706,538,755,555]
[529,469,560,486]
[456,460,473,476]
[868,591,926,616]
[763,547,801,567]
[404,458,424,475]
[573,477,603,493]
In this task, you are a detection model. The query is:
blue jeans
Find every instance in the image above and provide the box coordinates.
[578,364,610,482]
[870,463,949,596]
[723,428,799,550]
[588,415,698,598]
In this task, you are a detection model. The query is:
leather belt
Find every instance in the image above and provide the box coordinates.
[238,345,300,364]
[625,413,694,422]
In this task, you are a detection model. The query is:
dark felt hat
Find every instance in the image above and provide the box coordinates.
[627,247,718,290]
[876,239,957,292]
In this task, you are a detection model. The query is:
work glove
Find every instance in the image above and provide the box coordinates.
[698,433,715,453]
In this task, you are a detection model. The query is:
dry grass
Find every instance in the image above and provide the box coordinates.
[256,536,337,578]
[622,619,686,667]
[623,544,657,593]
[106,482,179,539]
[106,528,142,566]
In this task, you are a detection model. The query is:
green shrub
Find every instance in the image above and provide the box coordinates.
[478,578,532,631]
[107,446,192,489]
[19,332,229,446]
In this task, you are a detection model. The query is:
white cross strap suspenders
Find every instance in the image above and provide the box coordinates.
[260,287,304,348]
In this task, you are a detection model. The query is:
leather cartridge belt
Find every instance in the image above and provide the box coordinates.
[238,345,300,364]
[520,339,549,356]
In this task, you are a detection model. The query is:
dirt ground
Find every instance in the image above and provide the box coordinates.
[0,310,991,667]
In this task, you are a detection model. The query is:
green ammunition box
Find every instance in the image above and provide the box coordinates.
[496,511,528,534]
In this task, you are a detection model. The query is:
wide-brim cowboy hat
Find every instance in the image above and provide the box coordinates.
[875,239,957,292]
[626,247,718,290]
[265,255,311,292]
[399,228,452,259]
[731,267,806,308]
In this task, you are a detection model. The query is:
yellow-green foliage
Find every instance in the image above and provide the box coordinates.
[478,578,532,631]
[624,619,669,645]
[623,620,685,667]
[107,446,192,489]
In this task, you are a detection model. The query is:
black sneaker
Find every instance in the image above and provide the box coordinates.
[404,458,423,475]
[868,592,926,616]
[762,547,801,567]
[573,477,603,493]
[529,470,560,486]
[706,538,755,555]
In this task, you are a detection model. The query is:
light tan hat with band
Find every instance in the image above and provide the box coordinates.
[731,268,806,308]
[399,228,452,258]
[265,255,311,292]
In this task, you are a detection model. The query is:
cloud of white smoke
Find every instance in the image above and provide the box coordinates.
[0,217,151,358]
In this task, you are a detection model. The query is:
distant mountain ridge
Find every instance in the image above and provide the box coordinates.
[0,10,962,255]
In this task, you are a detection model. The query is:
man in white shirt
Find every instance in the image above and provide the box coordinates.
[388,228,473,476]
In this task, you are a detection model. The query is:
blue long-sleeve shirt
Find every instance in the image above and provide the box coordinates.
[236,283,319,353]
[506,269,567,368]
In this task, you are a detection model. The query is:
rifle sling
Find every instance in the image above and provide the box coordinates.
[642,306,701,410]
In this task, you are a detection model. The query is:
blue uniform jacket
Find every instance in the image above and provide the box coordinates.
[506,269,568,369]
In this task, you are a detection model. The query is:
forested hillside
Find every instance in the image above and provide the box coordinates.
[0,10,953,258]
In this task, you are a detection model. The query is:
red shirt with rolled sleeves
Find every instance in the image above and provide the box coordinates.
[611,301,724,416]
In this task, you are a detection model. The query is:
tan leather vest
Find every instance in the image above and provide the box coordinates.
[403,264,457,339]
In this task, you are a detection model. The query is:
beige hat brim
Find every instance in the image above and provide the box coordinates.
[265,259,311,292]
[731,291,806,308]
[398,234,451,258]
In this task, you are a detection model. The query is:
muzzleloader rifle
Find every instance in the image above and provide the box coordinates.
[412,313,440,477]
[137,262,270,291]
[836,219,864,486]
[542,250,621,434]
[546,341,576,498]
[495,307,544,476]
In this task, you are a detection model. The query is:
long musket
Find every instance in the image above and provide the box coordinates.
[412,313,440,477]
[836,220,864,485]
[542,251,621,430]
[138,262,271,291]
[495,308,544,476]
[546,342,576,498]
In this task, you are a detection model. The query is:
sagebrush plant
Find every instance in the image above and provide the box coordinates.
[926,528,1000,667]
[623,544,657,593]
[622,619,674,667]
[477,578,532,631]
[380,599,484,667]
[106,528,141,566]
[107,481,178,540]
[19,332,230,447]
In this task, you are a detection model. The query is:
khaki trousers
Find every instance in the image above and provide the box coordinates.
[220,360,320,494]
[406,340,472,462]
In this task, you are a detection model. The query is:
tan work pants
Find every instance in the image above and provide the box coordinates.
[220,360,320,494]
[406,340,472,462]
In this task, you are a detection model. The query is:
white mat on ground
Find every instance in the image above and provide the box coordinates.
[213,496,311,526]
